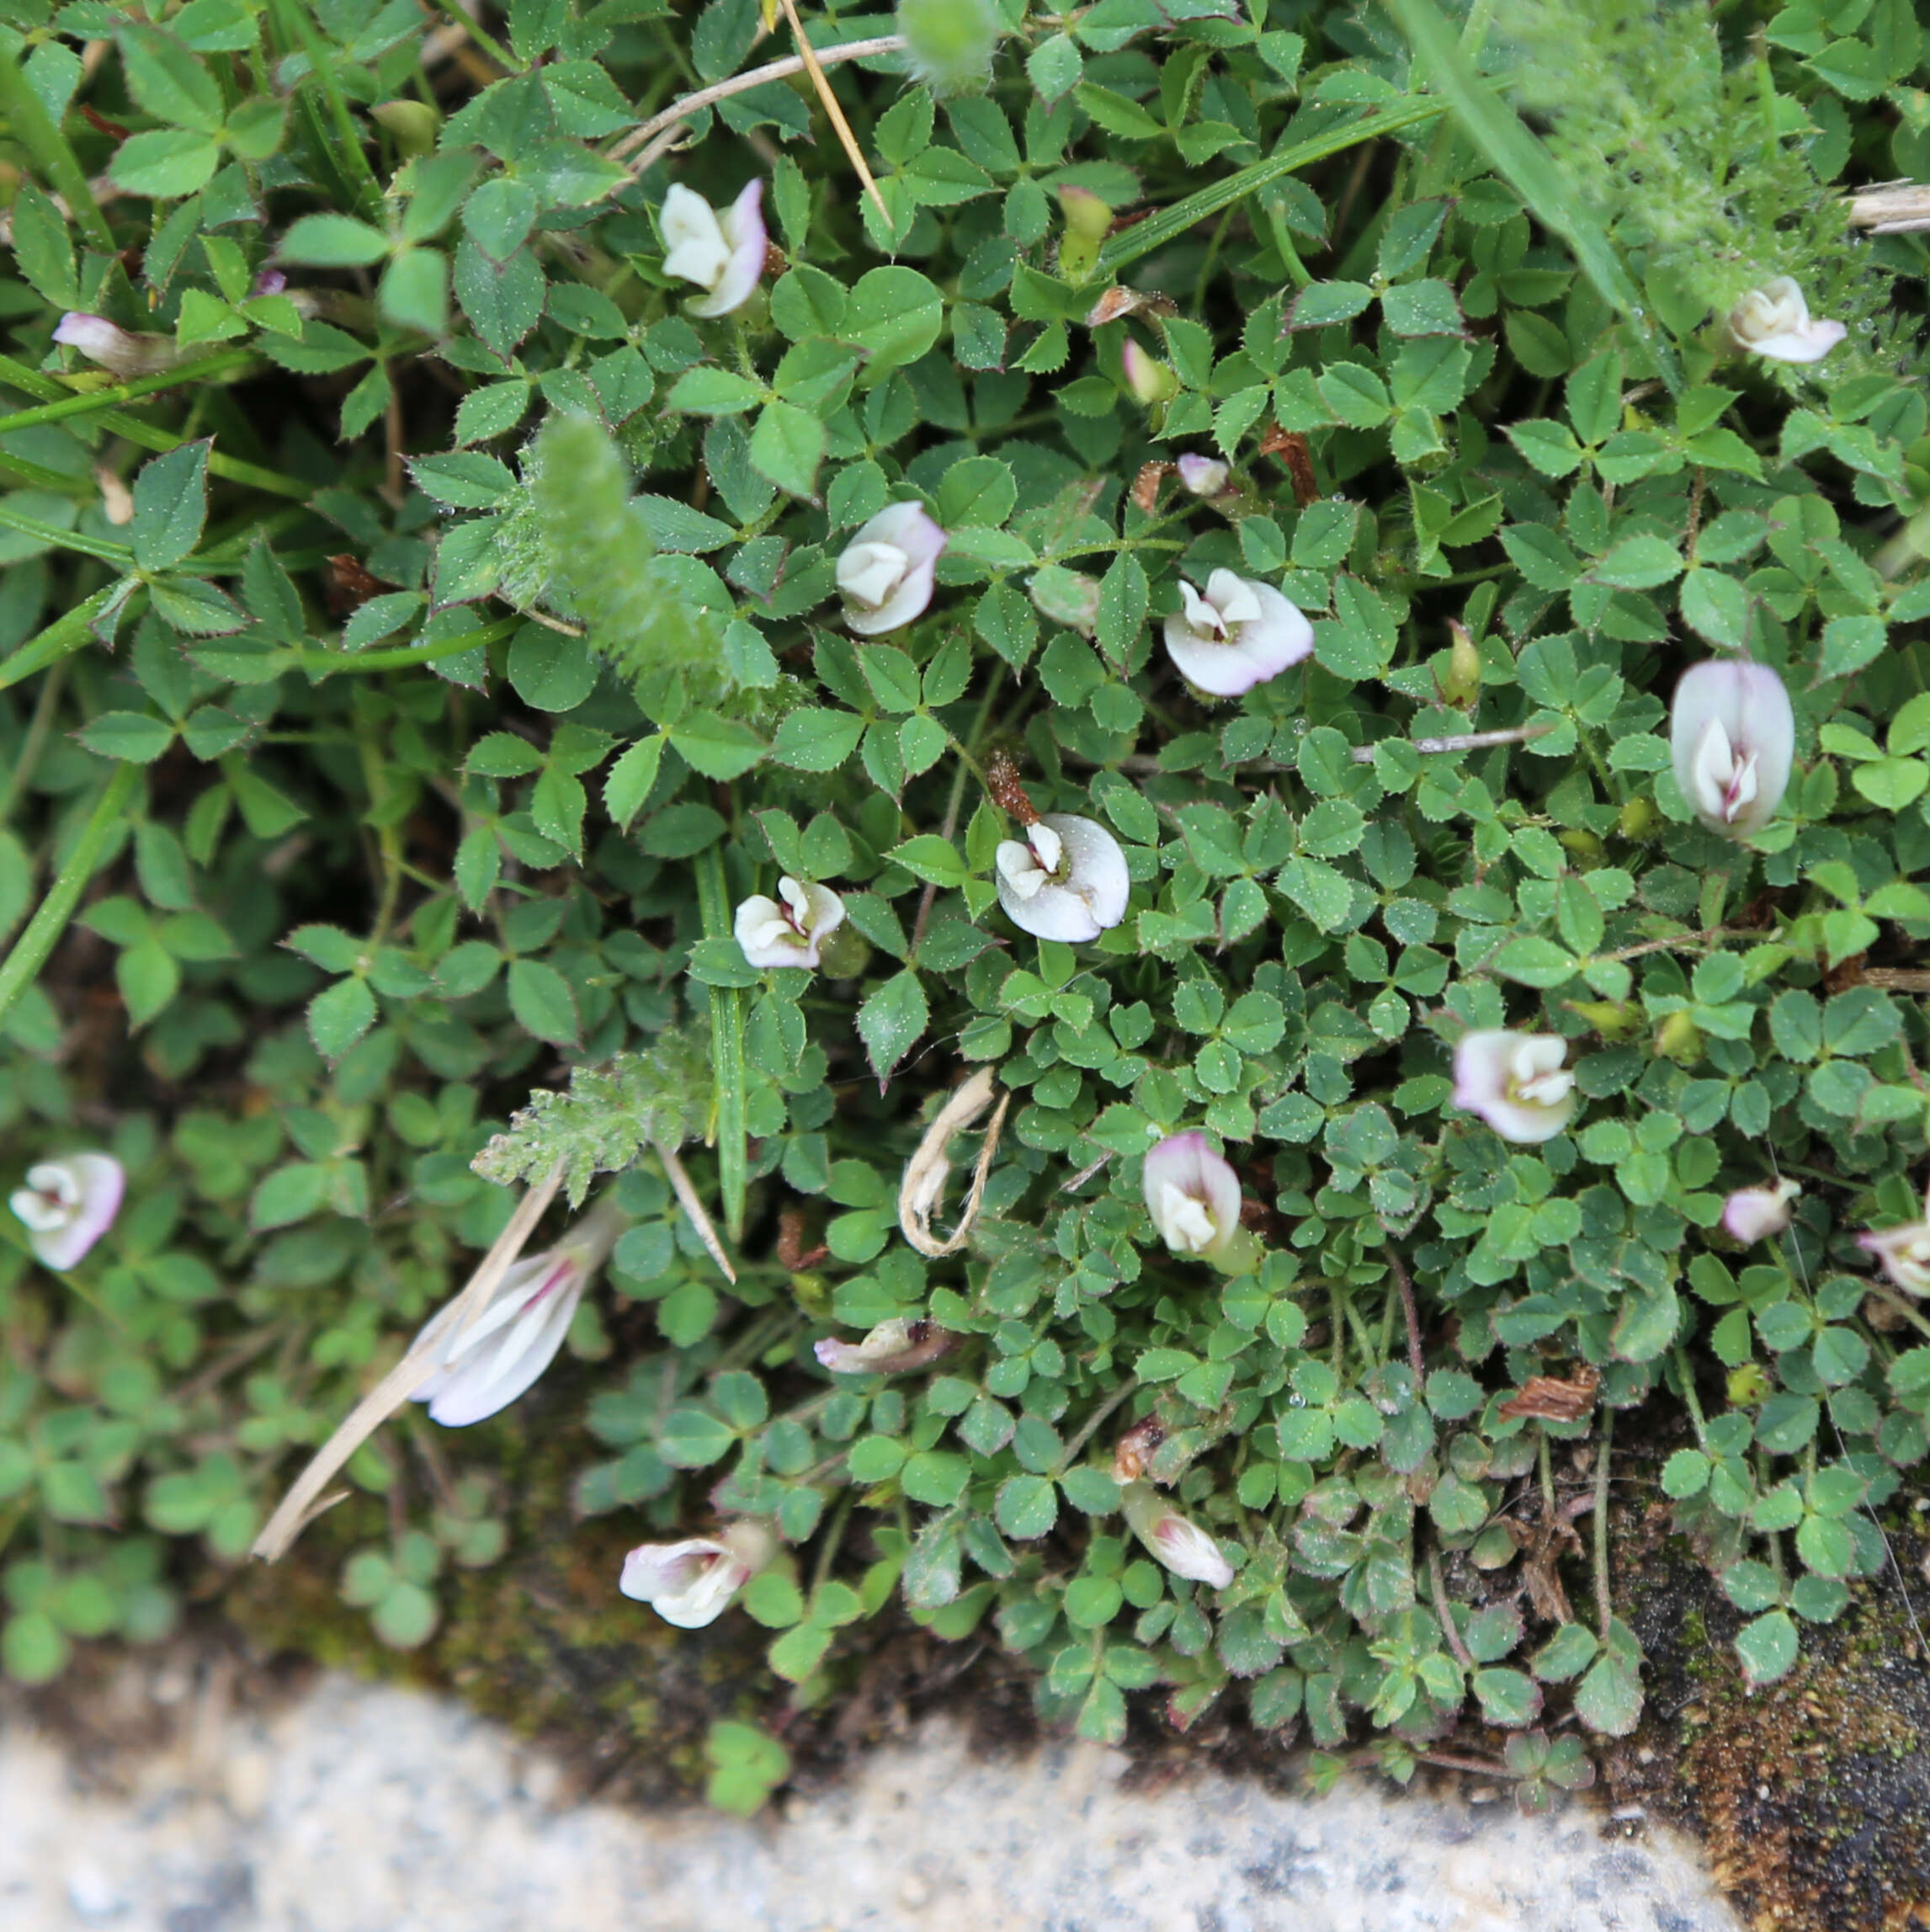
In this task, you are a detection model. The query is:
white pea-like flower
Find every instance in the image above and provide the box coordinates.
[993,813,1130,943]
[1727,277,1846,365]
[1119,1481,1235,1589]
[660,178,768,318]
[8,1153,124,1271]
[1722,1179,1800,1245]
[1452,1030,1578,1145]
[1122,339,1178,405]
[813,1317,954,1376]
[51,314,181,377]
[1669,659,1795,839]
[1858,1182,1930,1296]
[619,1520,778,1629]
[410,1201,622,1427]
[1162,568,1313,698]
[1177,454,1231,497]
[836,502,949,636]
[1141,1131,1242,1260]
[734,876,846,971]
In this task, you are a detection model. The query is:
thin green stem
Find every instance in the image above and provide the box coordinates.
[1096,98,1449,277]
[0,55,114,252]
[433,0,518,68]
[0,502,130,566]
[0,351,258,436]
[0,660,67,822]
[0,763,141,1030]
[694,845,748,1241]
[0,583,125,693]
[270,0,384,219]
[295,617,520,679]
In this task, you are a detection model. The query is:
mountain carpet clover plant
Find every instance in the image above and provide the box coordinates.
[0,0,1927,1848]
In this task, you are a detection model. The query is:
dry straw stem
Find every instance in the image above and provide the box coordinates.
[655,1136,737,1283]
[612,34,907,179]
[900,1065,1011,1258]
[774,0,890,225]
[250,1163,565,1562]
[1844,180,1930,233]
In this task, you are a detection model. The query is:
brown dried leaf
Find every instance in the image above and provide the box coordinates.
[1498,1365,1600,1423]
[899,1066,1010,1259]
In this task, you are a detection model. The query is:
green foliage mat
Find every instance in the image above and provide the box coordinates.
[3,0,1930,1813]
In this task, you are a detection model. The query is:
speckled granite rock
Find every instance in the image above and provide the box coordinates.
[1,1672,1742,1932]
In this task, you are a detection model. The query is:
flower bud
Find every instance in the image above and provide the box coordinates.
[813,1317,954,1375]
[1669,659,1795,838]
[1056,187,1110,285]
[370,98,440,156]
[1451,1030,1577,1144]
[1119,1481,1235,1589]
[51,314,181,379]
[1565,999,1640,1041]
[1618,796,1661,841]
[1121,339,1178,407]
[1176,454,1230,497]
[1721,1179,1799,1245]
[1440,620,1482,709]
[1654,1011,1703,1065]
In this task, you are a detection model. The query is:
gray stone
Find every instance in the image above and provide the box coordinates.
[0,1674,1745,1932]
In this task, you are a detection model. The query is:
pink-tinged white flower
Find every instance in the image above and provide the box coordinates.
[1122,339,1178,405]
[619,1519,778,1629]
[994,812,1130,943]
[837,502,948,636]
[1669,659,1795,839]
[1177,454,1230,497]
[411,1201,622,1426]
[660,179,767,318]
[1858,1182,1930,1296]
[1728,277,1846,365]
[813,1317,954,1376]
[1142,1131,1242,1259]
[734,876,845,971]
[1722,1179,1800,1245]
[1119,1480,1235,1589]
[1452,1030,1577,1145]
[1162,569,1313,698]
[51,315,181,379]
[8,1153,124,1271]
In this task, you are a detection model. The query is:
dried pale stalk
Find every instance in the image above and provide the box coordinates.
[251,1163,564,1562]
[612,35,906,173]
[1845,181,1930,233]
[655,1137,737,1284]
[900,1066,1010,1258]
[774,0,890,226]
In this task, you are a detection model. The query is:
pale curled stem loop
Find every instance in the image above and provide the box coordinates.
[251,1163,565,1562]
[612,34,907,174]
[900,1066,1010,1259]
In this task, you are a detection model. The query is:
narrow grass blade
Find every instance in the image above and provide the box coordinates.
[1380,0,1683,395]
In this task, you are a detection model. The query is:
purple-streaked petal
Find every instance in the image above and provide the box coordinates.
[1669,659,1794,837]
[689,178,767,318]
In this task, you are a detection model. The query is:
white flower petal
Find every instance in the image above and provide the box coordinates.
[660,184,731,290]
[10,1152,124,1270]
[1670,660,1794,838]
[688,178,768,318]
[1723,1179,1799,1244]
[1452,1030,1577,1144]
[1142,1131,1242,1258]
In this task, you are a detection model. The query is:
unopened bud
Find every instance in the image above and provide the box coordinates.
[1558,828,1603,867]
[1122,338,1178,407]
[1056,187,1110,285]
[1176,454,1230,497]
[1565,999,1640,1041]
[51,313,181,379]
[1654,1011,1703,1064]
[1440,620,1481,708]
[371,99,440,157]
[1618,796,1661,841]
